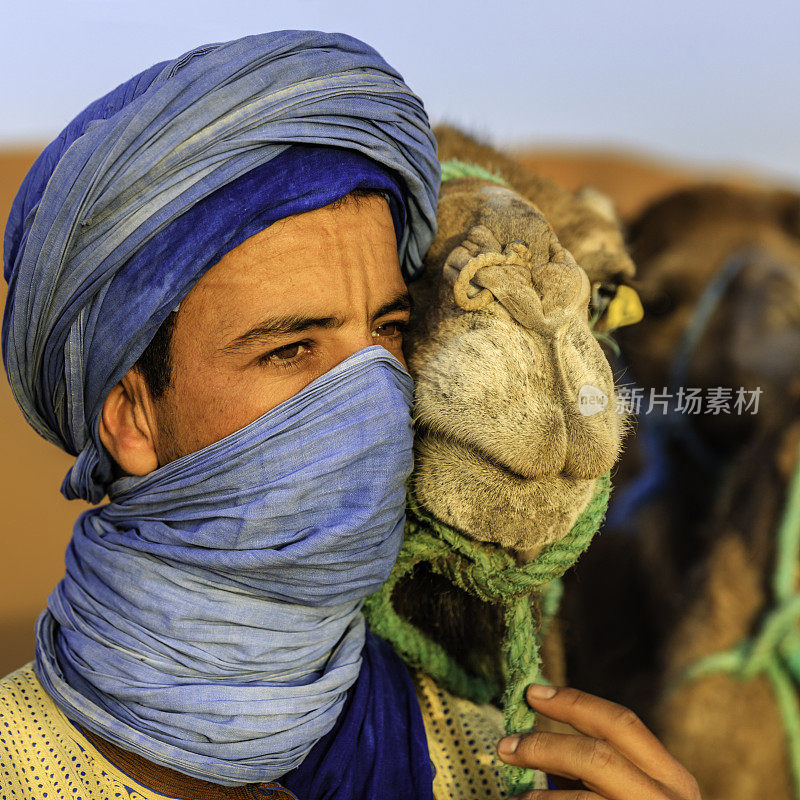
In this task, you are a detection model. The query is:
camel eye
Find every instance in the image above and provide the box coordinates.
[595,282,618,302]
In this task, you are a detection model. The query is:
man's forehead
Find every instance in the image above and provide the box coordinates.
[203,194,396,275]
[175,196,406,335]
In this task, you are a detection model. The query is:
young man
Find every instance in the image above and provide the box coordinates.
[1,30,699,800]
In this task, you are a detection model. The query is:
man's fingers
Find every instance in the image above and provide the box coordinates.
[497,731,668,800]
[524,684,690,790]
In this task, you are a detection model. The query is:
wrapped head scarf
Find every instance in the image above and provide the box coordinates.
[3,29,439,503]
[2,31,440,794]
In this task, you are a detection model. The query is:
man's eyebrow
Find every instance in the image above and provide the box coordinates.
[220,289,415,354]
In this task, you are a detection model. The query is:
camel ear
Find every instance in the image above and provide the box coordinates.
[577,186,619,224]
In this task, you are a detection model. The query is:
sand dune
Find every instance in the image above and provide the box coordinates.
[512,146,773,221]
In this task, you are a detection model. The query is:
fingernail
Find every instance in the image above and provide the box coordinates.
[497,735,520,756]
[527,683,557,700]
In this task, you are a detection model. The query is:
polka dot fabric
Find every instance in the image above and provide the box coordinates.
[0,663,160,799]
[2,662,546,799]
[412,671,548,799]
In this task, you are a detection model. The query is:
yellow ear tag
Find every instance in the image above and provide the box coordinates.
[605,285,644,330]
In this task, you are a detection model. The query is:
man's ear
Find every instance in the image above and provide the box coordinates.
[98,368,160,476]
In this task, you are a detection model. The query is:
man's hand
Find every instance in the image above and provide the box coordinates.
[496,684,702,799]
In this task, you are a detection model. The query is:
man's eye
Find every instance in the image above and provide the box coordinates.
[373,321,407,338]
[258,341,310,369]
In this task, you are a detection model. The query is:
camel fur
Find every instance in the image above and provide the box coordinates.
[387,131,632,694]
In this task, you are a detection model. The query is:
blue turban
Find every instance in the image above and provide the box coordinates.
[2,30,442,795]
[2,29,440,503]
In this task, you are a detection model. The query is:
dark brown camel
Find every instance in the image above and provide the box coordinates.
[559,183,800,800]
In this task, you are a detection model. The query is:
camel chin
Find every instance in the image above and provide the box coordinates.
[410,430,598,556]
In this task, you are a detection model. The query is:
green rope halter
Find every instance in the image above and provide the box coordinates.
[364,473,611,795]
[675,435,800,798]
[440,158,512,187]
[370,160,612,794]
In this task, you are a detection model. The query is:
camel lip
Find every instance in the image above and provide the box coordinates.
[413,422,561,482]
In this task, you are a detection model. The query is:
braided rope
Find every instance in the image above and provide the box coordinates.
[364,473,611,795]
[675,434,800,798]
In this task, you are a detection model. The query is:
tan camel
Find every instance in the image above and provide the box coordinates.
[622,184,800,422]
[380,133,633,697]
[655,412,800,800]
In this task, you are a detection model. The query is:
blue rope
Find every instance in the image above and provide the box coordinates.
[607,248,756,528]
[605,401,672,531]
[666,248,756,394]
[661,247,758,472]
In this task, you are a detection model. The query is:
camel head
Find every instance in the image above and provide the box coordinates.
[620,185,800,441]
[403,177,626,558]
[433,125,640,328]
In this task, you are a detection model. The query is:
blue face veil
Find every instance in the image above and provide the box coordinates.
[2,31,440,795]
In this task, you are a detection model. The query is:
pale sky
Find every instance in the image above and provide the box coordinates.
[2,0,799,182]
